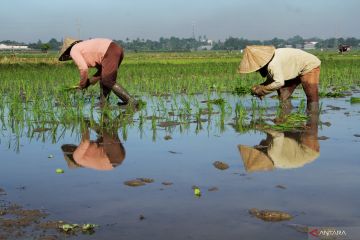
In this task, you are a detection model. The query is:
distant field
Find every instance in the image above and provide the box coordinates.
[0,50,359,96]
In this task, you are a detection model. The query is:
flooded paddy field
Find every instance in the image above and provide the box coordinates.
[1,51,360,239]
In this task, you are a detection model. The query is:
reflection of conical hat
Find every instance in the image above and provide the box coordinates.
[61,144,82,169]
[58,37,82,61]
[238,45,275,73]
[238,145,274,172]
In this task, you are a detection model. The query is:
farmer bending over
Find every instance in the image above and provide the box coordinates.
[238,46,321,112]
[59,37,138,107]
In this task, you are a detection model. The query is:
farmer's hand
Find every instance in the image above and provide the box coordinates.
[252,85,274,99]
[89,76,101,85]
[251,85,264,99]
[79,79,90,90]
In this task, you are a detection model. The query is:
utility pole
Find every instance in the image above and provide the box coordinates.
[192,22,195,39]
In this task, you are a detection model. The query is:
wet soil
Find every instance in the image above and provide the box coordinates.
[318,136,330,140]
[249,208,293,222]
[158,121,180,127]
[213,161,229,170]
[0,188,81,240]
[208,187,219,192]
[161,182,173,186]
[124,180,146,187]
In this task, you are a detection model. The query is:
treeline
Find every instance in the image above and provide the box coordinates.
[1,35,360,52]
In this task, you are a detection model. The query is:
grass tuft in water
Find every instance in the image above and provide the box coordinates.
[350,97,360,104]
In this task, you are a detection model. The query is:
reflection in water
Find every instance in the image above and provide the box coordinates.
[61,120,125,171]
[239,113,320,172]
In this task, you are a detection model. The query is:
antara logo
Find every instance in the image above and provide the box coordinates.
[309,229,319,237]
[309,228,347,238]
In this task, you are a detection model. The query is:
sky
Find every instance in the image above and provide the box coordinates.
[0,0,359,43]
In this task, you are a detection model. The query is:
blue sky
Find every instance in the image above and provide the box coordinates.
[1,0,359,42]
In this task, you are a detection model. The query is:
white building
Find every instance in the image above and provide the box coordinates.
[0,44,29,50]
[197,45,213,51]
[197,39,213,51]
[304,41,318,50]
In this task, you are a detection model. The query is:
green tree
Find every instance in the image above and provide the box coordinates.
[41,43,50,53]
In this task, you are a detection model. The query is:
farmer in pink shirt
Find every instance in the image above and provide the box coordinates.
[59,37,138,107]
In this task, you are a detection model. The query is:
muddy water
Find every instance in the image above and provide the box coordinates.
[1,93,360,240]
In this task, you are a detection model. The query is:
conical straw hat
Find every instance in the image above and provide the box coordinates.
[238,145,274,172]
[238,45,275,73]
[58,37,82,61]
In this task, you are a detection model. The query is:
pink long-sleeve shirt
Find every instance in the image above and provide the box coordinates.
[70,38,112,88]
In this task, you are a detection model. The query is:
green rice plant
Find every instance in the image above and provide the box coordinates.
[0,50,359,147]
[207,98,226,105]
[297,99,306,113]
[319,91,346,98]
[270,113,308,131]
[350,97,360,104]
[233,86,251,96]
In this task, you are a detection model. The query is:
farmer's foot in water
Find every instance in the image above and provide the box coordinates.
[112,84,139,109]
[117,99,139,109]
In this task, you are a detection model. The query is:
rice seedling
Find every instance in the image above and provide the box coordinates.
[0,50,359,147]
[350,97,360,104]
[269,113,308,131]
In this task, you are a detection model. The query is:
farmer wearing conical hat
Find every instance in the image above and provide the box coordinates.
[59,37,138,107]
[238,46,321,112]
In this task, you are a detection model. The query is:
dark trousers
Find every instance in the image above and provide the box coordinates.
[94,42,124,96]
[277,67,320,104]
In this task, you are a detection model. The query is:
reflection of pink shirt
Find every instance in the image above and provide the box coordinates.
[73,140,114,171]
[70,38,112,70]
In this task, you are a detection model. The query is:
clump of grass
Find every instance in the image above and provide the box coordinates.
[320,91,346,98]
[350,97,360,104]
[208,98,226,105]
[270,113,308,131]
[233,86,250,95]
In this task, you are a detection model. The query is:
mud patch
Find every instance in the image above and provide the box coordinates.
[326,105,346,111]
[32,127,52,133]
[249,208,292,222]
[168,150,182,154]
[208,187,219,192]
[158,121,180,128]
[161,182,173,186]
[318,136,329,140]
[0,188,92,239]
[137,178,155,184]
[200,108,220,115]
[213,161,229,170]
[164,135,172,140]
[124,180,146,187]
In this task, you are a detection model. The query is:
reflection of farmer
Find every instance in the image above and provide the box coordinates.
[61,124,125,171]
[59,37,138,107]
[238,46,321,112]
[238,114,320,172]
